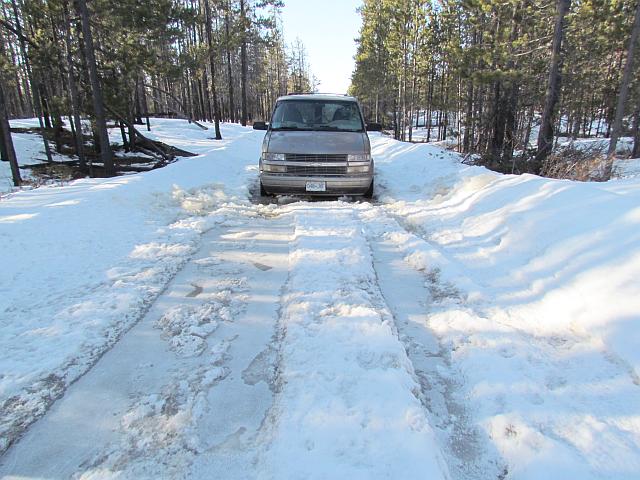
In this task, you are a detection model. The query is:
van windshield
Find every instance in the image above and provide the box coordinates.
[270,100,364,132]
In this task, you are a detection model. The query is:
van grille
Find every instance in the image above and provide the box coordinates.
[284,165,347,176]
[285,154,347,163]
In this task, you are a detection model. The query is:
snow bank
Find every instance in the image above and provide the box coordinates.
[372,134,640,478]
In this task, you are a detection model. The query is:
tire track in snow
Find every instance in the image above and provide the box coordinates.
[0,206,293,479]
[0,215,206,457]
[362,206,508,480]
[185,210,293,479]
[0,185,241,456]
[361,204,640,479]
[256,203,449,480]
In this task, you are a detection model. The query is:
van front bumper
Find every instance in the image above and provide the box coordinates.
[260,174,373,196]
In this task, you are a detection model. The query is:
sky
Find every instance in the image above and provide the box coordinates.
[280,0,363,94]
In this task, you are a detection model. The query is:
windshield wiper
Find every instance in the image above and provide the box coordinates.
[271,126,311,131]
[314,126,363,132]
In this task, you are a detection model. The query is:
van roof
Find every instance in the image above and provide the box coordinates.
[277,93,357,102]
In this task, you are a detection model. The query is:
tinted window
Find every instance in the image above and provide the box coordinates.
[271,100,364,132]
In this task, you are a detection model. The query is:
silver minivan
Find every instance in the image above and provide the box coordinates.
[254,94,376,197]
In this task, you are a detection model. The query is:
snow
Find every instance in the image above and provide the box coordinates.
[556,135,634,155]
[259,204,448,479]
[0,119,257,453]
[370,133,640,478]
[1,119,640,478]
[614,157,640,178]
[0,127,73,192]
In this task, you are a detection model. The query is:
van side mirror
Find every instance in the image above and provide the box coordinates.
[253,121,268,130]
[366,122,382,132]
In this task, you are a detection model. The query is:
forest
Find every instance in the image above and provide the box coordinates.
[350,0,640,176]
[0,0,315,185]
[2,0,640,187]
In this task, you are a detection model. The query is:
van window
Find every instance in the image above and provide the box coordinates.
[271,100,364,132]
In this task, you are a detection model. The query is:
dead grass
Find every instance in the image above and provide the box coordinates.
[540,144,612,182]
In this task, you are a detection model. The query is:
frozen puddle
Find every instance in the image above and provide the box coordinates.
[257,204,449,479]
[0,212,292,479]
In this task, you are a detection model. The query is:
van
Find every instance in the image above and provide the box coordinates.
[254,94,376,198]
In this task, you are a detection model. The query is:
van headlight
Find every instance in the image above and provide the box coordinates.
[347,165,371,173]
[262,164,287,173]
[347,154,371,162]
[347,153,371,173]
[262,152,286,161]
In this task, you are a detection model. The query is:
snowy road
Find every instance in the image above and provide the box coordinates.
[0,202,452,479]
[1,208,291,478]
[2,120,640,478]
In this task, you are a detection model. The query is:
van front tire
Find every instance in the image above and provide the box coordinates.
[260,181,270,197]
[363,181,374,199]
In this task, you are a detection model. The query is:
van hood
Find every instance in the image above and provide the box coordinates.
[266,131,369,155]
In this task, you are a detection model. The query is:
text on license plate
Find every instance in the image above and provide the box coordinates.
[305,181,326,192]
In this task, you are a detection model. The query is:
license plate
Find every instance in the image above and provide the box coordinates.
[305,181,326,192]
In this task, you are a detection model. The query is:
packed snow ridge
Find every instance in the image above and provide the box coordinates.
[1,119,639,479]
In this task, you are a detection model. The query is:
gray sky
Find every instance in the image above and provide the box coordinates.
[280,0,363,94]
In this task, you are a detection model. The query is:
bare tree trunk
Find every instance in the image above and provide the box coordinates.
[607,1,640,158]
[393,96,399,140]
[119,120,128,150]
[139,78,151,131]
[463,78,473,153]
[10,0,53,163]
[225,2,235,123]
[134,79,142,124]
[490,81,505,164]
[375,92,379,123]
[62,0,86,169]
[197,78,205,121]
[535,0,571,167]
[408,9,418,143]
[426,66,434,142]
[395,77,402,140]
[0,81,21,186]
[441,68,448,141]
[127,90,137,150]
[204,0,222,139]
[240,0,248,126]
[503,82,519,163]
[502,2,524,165]
[522,105,534,151]
[401,33,408,142]
[1,0,26,116]
[632,101,640,158]
[201,67,213,122]
[77,0,114,175]
[571,94,583,139]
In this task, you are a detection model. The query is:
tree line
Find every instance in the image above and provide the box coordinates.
[350,0,640,174]
[0,0,316,186]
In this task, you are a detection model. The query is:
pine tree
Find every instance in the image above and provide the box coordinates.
[608,0,640,158]
[77,0,114,175]
[0,78,21,186]
[0,0,323,177]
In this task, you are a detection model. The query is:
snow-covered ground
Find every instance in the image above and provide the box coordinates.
[372,140,640,478]
[0,119,257,453]
[1,119,639,479]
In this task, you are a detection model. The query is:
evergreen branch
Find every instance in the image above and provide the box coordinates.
[0,18,38,49]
